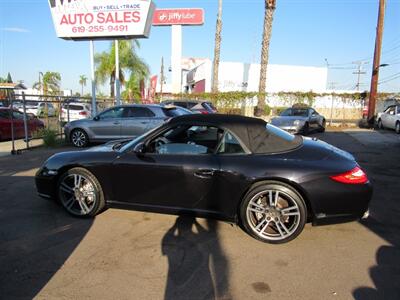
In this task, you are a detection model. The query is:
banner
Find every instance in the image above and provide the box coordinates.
[48,0,155,40]
[153,8,204,26]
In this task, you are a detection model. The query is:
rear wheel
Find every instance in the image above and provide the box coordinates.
[58,167,105,217]
[240,181,307,244]
[71,128,89,147]
[396,122,400,134]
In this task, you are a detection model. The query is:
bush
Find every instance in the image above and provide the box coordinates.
[35,128,58,147]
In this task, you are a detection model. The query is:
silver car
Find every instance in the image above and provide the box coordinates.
[270,107,326,135]
[64,104,192,147]
[377,104,400,134]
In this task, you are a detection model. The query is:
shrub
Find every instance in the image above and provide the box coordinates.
[35,128,58,147]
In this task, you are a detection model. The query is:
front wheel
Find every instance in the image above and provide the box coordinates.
[378,119,384,130]
[58,167,105,217]
[396,122,400,134]
[71,129,89,147]
[240,181,307,244]
[319,120,326,133]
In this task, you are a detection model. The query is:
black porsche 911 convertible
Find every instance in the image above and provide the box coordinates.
[36,114,372,243]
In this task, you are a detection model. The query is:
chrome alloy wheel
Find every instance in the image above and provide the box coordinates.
[59,173,96,216]
[246,190,301,241]
[71,130,87,147]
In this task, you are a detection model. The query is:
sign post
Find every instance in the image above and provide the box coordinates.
[153,8,204,94]
[48,0,155,111]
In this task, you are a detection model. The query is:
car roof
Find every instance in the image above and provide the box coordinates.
[167,114,302,154]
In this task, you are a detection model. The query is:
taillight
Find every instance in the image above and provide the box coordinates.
[79,111,87,115]
[330,167,368,184]
[200,110,209,114]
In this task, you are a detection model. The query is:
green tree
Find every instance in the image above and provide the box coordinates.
[33,71,61,95]
[256,0,276,117]
[6,72,13,83]
[95,40,149,98]
[79,75,87,96]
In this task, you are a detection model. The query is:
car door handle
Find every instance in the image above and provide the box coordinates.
[140,121,149,124]
[194,169,215,179]
[113,121,120,125]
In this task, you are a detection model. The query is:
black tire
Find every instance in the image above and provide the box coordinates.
[302,122,309,135]
[378,119,384,130]
[396,122,400,134]
[70,128,89,147]
[319,120,326,133]
[57,167,105,217]
[239,181,307,244]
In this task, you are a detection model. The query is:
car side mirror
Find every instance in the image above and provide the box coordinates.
[93,116,100,121]
[133,142,145,154]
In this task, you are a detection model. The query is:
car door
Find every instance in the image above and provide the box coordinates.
[112,124,220,211]
[0,110,12,140]
[308,109,319,130]
[120,106,156,138]
[88,107,124,139]
[12,110,25,139]
[381,106,393,128]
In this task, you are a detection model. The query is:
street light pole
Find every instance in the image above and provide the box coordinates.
[367,0,386,123]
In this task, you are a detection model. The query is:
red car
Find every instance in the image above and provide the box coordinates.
[0,108,44,141]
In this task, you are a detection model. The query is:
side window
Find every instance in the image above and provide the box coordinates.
[12,110,24,119]
[48,103,54,109]
[217,132,245,154]
[397,106,400,114]
[385,106,393,114]
[0,110,9,119]
[148,125,222,155]
[388,106,396,115]
[99,107,124,120]
[123,107,155,118]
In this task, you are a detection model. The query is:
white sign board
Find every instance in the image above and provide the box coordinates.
[48,0,155,40]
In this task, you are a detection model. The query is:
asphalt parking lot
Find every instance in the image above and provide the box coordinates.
[0,129,399,300]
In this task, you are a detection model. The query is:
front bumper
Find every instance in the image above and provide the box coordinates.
[277,125,302,134]
[35,168,58,199]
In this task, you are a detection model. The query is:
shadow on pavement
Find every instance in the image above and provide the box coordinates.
[318,130,400,299]
[162,216,231,300]
[0,147,92,298]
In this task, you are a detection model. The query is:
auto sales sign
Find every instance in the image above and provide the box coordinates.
[48,0,155,40]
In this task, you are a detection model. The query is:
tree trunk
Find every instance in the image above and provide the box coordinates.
[212,0,223,93]
[110,75,115,99]
[256,0,276,117]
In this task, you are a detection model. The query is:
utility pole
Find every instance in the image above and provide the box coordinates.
[212,0,223,93]
[352,61,367,91]
[368,0,386,123]
[160,57,164,101]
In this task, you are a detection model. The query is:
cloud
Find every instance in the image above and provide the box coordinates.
[1,27,30,33]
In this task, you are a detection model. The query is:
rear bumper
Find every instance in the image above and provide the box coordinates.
[302,179,373,226]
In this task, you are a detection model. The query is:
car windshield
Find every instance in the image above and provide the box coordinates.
[119,123,164,153]
[280,108,309,117]
[25,101,39,107]
[162,107,192,117]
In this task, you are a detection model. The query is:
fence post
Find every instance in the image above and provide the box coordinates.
[329,95,334,126]
[9,90,16,154]
[67,102,70,123]
[22,92,29,149]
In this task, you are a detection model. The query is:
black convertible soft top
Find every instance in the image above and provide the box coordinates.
[169,114,303,154]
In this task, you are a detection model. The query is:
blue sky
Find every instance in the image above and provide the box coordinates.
[0,0,399,94]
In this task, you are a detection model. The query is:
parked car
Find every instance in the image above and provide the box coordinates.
[64,104,192,147]
[270,107,326,134]
[61,102,91,122]
[24,101,56,117]
[0,107,44,141]
[162,100,217,114]
[36,114,372,244]
[377,104,400,133]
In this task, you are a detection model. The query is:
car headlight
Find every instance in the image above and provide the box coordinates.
[294,120,305,126]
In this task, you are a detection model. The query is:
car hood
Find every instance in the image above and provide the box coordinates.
[87,139,132,152]
[271,116,308,126]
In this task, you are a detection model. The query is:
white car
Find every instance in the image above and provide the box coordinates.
[61,102,92,122]
[25,101,56,117]
[377,104,400,134]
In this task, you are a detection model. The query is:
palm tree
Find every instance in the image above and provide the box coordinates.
[212,0,223,93]
[256,0,276,117]
[95,40,149,99]
[79,75,87,96]
[33,71,61,95]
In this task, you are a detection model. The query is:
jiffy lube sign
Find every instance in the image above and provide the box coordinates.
[48,0,155,40]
